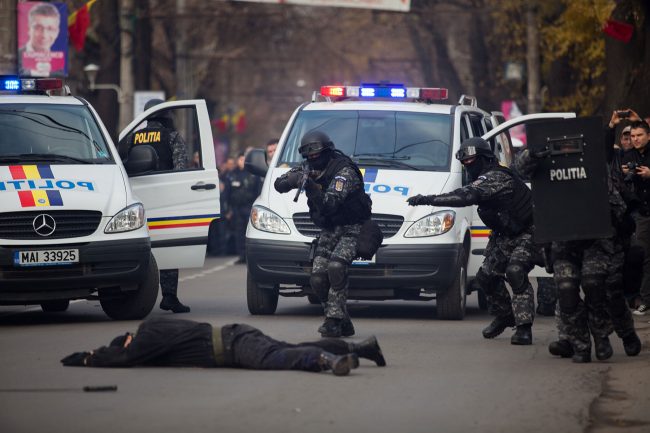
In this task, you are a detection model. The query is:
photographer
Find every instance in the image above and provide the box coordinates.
[621,119,650,315]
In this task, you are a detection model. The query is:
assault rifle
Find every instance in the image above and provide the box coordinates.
[293,160,311,202]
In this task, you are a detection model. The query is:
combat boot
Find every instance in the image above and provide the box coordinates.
[349,336,386,367]
[482,314,516,339]
[510,324,532,345]
[319,318,342,338]
[594,336,613,361]
[160,296,191,313]
[572,351,592,363]
[341,318,355,337]
[318,352,359,376]
[622,333,642,357]
[548,340,574,358]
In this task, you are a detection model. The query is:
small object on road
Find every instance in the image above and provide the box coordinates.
[0,385,117,393]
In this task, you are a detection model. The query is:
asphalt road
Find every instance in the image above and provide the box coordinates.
[1,255,648,433]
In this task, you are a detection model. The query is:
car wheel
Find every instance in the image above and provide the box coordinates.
[246,270,278,315]
[40,299,70,313]
[437,250,467,320]
[100,254,159,320]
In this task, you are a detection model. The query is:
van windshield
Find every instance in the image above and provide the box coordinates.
[0,103,113,164]
[278,110,452,171]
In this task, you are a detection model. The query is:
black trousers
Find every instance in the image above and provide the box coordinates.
[224,324,351,372]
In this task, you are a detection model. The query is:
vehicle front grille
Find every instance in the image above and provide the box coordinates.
[0,210,102,240]
[292,213,404,239]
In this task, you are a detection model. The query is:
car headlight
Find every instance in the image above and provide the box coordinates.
[404,210,455,237]
[250,205,290,234]
[105,203,145,233]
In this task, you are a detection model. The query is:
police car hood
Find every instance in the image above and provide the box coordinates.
[267,168,452,220]
[0,165,127,215]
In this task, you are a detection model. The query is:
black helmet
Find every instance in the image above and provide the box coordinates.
[298,130,334,158]
[144,98,172,121]
[455,137,495,162]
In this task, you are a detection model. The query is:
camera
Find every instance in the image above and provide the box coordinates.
[617,110,631,118]
[624,161,640,182]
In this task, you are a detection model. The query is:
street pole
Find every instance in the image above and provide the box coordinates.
[526,2,541,114]
[119,0,134,130]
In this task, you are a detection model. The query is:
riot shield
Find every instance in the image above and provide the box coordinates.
[527,116,613,243]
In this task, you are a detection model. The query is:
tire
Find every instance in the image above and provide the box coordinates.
[246,270,278,315]
[437,251,467,320]
[100,254,159,320]
[40,299,70,313]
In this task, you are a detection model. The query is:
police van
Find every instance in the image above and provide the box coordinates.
[0,77,219,319]
[245,83,575,319]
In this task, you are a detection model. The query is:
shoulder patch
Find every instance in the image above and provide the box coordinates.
[334,175,346,192]
[471,175,487,186]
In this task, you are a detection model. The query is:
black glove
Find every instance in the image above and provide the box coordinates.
[531,148,551,159]
[407,194,431,206]
[285,170,304,190]
[61,351,91,367]
[304,177,320,194]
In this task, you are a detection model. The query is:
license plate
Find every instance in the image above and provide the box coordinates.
[352,255,376,266]
[13,249,79,267]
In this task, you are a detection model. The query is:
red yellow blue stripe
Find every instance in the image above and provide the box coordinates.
[471,226,491,237]
[360,168,378,183]
[148,214,220,230]
[10,165,63,207]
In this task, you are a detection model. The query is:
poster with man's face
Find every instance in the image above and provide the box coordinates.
[17,2,68,77]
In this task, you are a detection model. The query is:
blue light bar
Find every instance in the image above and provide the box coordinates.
[359,84,407,99]
[3,79,20,91]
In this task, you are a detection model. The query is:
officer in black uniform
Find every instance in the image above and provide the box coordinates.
[408,137,540,345]
[223,151,261,264]
[122,99,190,313]
[274,131,372,338]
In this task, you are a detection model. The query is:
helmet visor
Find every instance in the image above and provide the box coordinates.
[299,141,328,157]
[455,146,479,161]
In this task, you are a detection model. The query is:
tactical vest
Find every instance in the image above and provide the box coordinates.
[476,165,533,236]
[309,152,372,228]
[132,126,173,170]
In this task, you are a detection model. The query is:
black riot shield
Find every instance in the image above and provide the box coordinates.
[527,116,613,243]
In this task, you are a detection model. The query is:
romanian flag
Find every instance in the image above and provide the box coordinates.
[9,165,63,208]
[147,214,219,230]
[68,0,98,52]
[470,226,491,238]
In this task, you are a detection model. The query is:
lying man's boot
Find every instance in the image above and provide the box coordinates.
[548,340,574,358]
[510,324,532,345]
[159,296,191,313]
[319,353,359,376]
[319,318,342,338]
[622,332,642,357]
[482,314,516,339]
[341,318,355,337]
[594,336,613,361]
[572,350,592,363]
[349,336,386,366]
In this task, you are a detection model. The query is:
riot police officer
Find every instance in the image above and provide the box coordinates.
[223,151,261,263]
[274,131,372,338]
[407,137,539,345]
[122,99,190,313]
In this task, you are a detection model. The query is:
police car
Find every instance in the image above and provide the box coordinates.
[0,77,219,319]
[245,82,574,319]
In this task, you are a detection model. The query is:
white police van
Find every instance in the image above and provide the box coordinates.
[245,82,573,319]
[0,77,219,319]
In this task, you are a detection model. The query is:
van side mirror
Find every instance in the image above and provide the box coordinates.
[124,145,159,175]
[245,148,268,177]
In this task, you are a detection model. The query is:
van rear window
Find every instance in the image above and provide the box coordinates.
[0,103,113,164]
[278,110,452,171]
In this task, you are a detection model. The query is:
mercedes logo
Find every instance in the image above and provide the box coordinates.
[33,214,56,237]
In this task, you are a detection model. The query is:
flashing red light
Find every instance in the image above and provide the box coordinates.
[35,78,63,91]
[419,88,448,100]
[320,86,345,97]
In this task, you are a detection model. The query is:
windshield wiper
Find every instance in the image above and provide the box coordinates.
[3,153,94,164]
[353,156,420,171]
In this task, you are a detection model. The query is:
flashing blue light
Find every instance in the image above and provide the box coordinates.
[360,88,375,97]
[391,88,406,98]
[3,79,20,91]
[359,85,406,98]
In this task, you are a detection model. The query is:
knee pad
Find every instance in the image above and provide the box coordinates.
[327,260,348,291]
[505,262,528,294]
[310,272,329,299]
[556,279,580,314]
